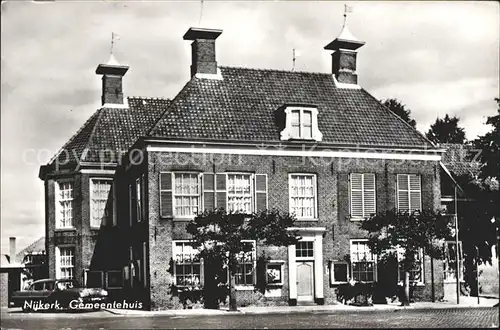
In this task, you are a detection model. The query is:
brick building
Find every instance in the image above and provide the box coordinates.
[40,21,449,310]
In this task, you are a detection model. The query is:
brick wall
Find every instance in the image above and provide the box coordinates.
[144,151,443,309]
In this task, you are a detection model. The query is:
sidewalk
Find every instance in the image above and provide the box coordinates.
[104,296,499,317]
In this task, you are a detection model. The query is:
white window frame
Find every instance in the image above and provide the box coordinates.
[55,181,74,229]
[295,239,315,260]
[349,239,377,283]
[397,174,422,212]
[349,173,376,220]
[226,173,254,214]
[234,239,257,290]
[289,173,318,220]
[56,246,75,280]
[330,261,350,284]
[172,172,201,219]
[397,248,425,286]
[280,106,323,141]
[266,260,285,286]
[172,240,202,287]
[90,178,112,229]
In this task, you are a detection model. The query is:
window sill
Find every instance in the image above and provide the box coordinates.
[235,285,255,291]
[173,217,195,222]
[90,226,101,230]
[398,281,425,287]
[295,218,319,221]
[55,228,76,231]
[331,281,349,285]
[267,283,284,287]
[349,217,367,222]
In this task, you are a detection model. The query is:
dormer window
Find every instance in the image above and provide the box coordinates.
[280,105,322,141]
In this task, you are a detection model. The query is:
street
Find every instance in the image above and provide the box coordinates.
[1,307,498,329]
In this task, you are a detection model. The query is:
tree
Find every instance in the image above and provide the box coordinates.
[426,114,467,144]
[455,173,498,296]
[360,209,452,306]
[381,98,417,128]
[186,208,300,311]
[474,98,500,181]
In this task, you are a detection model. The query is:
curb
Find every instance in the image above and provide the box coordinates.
[103,303,499,317]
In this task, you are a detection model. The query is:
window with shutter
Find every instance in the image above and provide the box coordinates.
[227,174,253,213]
[255,174,268,211]
[397,174,422,212]
[159,172,173,218]
[289,174,317,219]
[350,173,376,220]
[203,173,215,211]
[215,173,227,210]
[173,173,200,218]
[136,177,142,222]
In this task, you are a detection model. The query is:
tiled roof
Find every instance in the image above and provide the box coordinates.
[148,67,434,148]
[16,236,45,262]
[49,97,170,166]
[440,143,481,177]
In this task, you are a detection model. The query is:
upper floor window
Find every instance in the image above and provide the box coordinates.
[90,179,112,228]
[289,174,317,219]
[280,106,322,141]
[350,173,376,220]
[227,174,253,213]
[397,174,422,212]
[174,173,200,218]
[56,182,74,229]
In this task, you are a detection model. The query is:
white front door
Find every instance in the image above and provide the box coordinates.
[296,261,314,301]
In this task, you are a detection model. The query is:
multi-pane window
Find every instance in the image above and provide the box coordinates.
[227,174,252,213]
[397,174,422,212]
[289,174,316,219]
[235,241,256,286]
[57,182,74,228]
[174,173,200,217]
[58,247,74,280]
[350,173,376,219]
[350,240,376,283]
[443,241,463,282]
[295,241,314,258]
[173,242,201,287]
[136,177,143,222]
[290,109,313,139]
[397,248,424,284]
[90,179,112,228]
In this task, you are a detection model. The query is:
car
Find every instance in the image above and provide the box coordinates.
[11,278,108,312]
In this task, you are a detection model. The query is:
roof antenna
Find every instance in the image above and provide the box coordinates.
[198,0,204,26]
[292,48,296,72]
[110,32,120,56]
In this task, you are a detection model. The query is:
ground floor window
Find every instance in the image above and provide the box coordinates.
[397,248,424,284]
[173,241,201,287]
[444,241,463,282]
[235,240,256,286]
[350,240,376,283]
[57,247,75,280]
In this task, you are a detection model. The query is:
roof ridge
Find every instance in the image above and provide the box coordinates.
[48,109,102,165]
[146,79,194,137]
[127,96,170,101]
[219,65,330,76]
[16,236,45,257]
[361,89,438,149]
[81,108,106,162]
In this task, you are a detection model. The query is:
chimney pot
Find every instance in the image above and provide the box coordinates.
[9,237,16,263]
[95,54,129,106]
[183,27,223,77]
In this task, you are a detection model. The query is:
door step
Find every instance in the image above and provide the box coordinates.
[297,301,316,306]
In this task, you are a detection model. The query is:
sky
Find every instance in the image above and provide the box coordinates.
[1,0,499,254]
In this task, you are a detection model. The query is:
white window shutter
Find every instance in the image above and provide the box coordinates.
[397,174,410,211]
[364,174,376,216]
[409,175,422,211]
[350,174,363,218]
